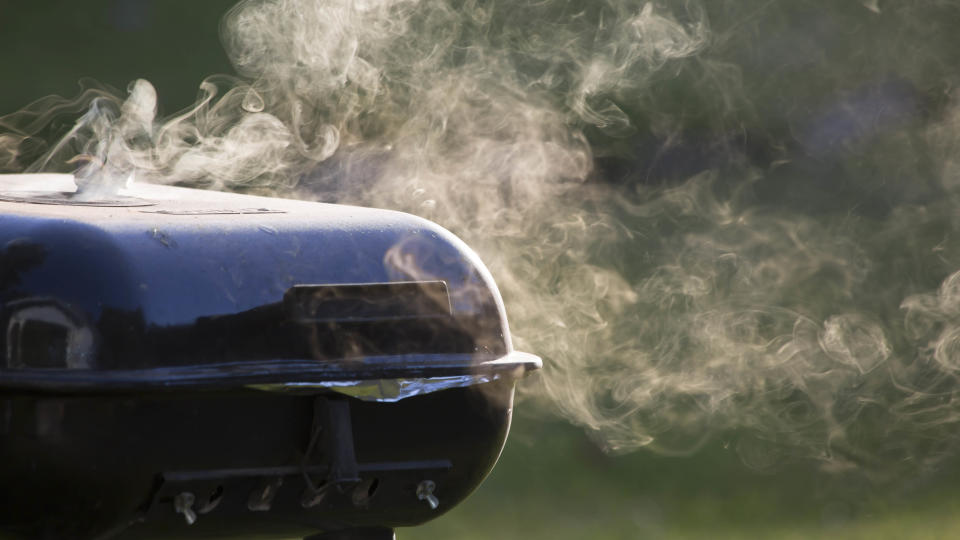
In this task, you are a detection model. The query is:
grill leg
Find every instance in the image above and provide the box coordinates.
[304,527,396,540]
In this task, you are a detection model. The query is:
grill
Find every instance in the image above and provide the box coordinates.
[0,174,540,539]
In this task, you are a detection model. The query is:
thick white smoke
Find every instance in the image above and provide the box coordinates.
[5,0,960,479]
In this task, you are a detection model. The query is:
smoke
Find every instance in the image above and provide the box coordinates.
[7,0,960,478]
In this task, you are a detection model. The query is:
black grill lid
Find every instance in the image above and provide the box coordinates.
[0,174,540,399]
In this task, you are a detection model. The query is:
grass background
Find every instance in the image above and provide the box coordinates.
[410,413,960,540]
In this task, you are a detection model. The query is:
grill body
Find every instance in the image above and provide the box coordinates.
[0,175,538,539]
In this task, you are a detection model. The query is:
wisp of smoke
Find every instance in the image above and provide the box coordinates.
[5,0,960,480]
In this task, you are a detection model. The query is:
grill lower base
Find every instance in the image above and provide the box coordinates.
[0,381,514,539]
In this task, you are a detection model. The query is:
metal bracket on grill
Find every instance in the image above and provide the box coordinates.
[304,527,396,540]
[321,398,361,485]
[302,396,361,502]
[284,282,452,323]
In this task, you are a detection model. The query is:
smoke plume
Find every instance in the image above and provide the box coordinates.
[6,0,960,478]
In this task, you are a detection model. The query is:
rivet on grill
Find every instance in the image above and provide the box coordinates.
[173,492,197,525]
[197,485,224,515]
[416,480,439,510]
[248,477,283,512]
[301,483,329,509]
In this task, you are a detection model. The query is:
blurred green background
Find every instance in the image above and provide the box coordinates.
[6,1,960,538]
[0,0,235,115]
[410,413,960,540]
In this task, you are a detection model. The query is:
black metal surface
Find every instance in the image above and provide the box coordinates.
[0,180,517,373]
[0,353,539,393]
[0,176,539,539]
[0,382,514,539]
